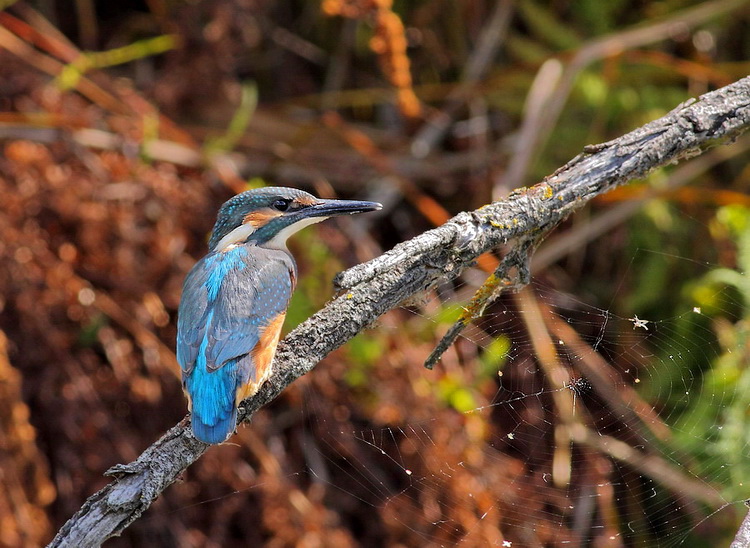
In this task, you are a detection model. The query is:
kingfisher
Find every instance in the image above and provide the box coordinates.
[177,187,381,444]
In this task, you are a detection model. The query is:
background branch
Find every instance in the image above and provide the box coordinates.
[49,76,750,547]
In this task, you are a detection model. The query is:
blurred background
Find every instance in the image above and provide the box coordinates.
[2,0,750,546]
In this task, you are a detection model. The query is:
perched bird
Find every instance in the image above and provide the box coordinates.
[177,187,381,444]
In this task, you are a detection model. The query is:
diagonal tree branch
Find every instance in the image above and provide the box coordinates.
[49,76,750,547]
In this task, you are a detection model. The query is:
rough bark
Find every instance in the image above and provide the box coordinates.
[732,507,750,548]
[49,76,750,547]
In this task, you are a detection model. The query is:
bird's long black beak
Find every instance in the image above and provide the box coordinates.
[302,198,382,219]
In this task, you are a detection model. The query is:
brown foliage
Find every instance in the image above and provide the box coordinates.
[0,330,55,547]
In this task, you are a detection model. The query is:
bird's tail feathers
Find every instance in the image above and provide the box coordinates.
[186,356,240,444]
[191,405,236,444]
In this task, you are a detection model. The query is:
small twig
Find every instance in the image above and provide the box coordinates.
[424,237,536,369]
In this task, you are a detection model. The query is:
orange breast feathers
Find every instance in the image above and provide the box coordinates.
[235,312,286,405]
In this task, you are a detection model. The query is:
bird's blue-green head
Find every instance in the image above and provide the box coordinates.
[208,187,381,252]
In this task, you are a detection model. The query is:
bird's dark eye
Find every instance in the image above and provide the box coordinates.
[272,199,291,211]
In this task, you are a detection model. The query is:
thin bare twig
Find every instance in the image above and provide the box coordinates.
[424,236,535,369]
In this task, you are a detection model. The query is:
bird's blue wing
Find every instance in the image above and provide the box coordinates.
[177,245,294,443]
[175,265,210,376]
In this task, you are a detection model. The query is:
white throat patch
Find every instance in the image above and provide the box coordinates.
[263,216,328,250]
[213,223,257,252]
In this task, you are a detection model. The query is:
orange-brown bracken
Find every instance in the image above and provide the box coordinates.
[322,0,421,119]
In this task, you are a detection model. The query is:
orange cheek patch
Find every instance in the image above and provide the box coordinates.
[236,312,286,404]
[244,209,282,228]
[296,195,317,206]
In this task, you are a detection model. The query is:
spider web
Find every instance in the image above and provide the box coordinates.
[287,211,750,547]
